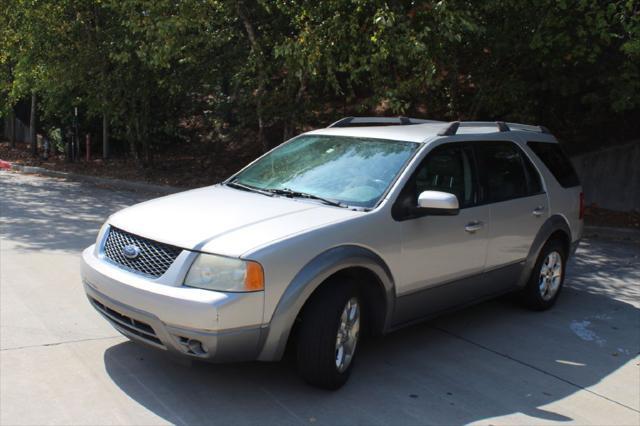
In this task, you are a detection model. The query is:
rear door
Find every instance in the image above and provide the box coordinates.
[473,140,547,271]
[526,141,583,242]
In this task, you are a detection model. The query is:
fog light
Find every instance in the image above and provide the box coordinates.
[187,339,207,355]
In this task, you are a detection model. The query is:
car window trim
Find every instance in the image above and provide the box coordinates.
[466,143,484,205]
[519,146,545,196]
[370,138,426,211]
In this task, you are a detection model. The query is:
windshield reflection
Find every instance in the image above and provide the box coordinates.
[231,135,419,208]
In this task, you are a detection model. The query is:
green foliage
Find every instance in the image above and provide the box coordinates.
[455,0,639,147]
[1,0,638,158]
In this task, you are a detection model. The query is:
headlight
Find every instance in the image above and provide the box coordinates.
[184,253,264,292]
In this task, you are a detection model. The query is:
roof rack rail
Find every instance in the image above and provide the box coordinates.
[505,122,551,134]
[496,121,510,132]
[437,121,512,136]
[438,121,460,136]
[328,116,439,128]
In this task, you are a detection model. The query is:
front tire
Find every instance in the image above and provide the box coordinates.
[296,281,361,389]
[521,239,567,310]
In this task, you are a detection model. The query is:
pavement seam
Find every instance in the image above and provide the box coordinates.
[260,387,308,424]
[432,326,640,414]
[0,335,122,352]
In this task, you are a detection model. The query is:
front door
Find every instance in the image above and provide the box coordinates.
[392,143,490,324]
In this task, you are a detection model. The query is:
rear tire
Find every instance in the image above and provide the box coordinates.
[520,239,566,310]
[296,280,361,390]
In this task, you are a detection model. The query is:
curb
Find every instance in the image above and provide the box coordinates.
[5,162,184,195]
[583,225,640,243]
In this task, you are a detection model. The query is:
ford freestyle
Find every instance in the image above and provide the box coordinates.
[81,117,583,389]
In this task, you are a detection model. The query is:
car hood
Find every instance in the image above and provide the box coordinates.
[108,185,360,257]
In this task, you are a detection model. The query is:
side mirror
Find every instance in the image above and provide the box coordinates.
[417,190,459,215]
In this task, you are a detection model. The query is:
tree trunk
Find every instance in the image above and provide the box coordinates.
[134,115,141,164]
[141,94,152,167]
[283,77,306,141]
[237,1,268,153]
[127,125,138,163]
[66,128,72,162]
[102,112,109,159]
[9,108,16,148]
[142,119,152,167]
[29,92,37,157]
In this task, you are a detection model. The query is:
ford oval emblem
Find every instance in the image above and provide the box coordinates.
[122,244,141,259]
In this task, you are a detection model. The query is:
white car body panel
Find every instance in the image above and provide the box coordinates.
[109,185,361,257]
[81,121,583,364]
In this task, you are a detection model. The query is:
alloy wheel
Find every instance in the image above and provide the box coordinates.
[335,297,360,373]
[539,251,563,301]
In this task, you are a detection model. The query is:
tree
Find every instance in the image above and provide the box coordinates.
[29,92,36,156]
[1,0,638,160]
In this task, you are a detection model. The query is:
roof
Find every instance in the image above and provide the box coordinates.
[305,118,556,143]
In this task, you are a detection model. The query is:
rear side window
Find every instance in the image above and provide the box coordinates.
[474,141,528,203]
[527,142,580,188]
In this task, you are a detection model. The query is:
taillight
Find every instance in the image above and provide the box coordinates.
[579,192,585,220]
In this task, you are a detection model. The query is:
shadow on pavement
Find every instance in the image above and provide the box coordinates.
[568,238,640,303]
[104,281,639,425]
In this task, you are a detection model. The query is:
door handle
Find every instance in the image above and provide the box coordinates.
[532,206,545,217]
[465,221,484,233]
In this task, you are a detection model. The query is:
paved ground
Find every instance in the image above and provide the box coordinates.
[1,171,638,426]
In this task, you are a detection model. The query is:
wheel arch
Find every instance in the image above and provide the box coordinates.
[517,214,572,289]
[257,245,395,361]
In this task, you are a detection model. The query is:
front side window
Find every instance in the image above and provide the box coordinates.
[230,135,419,208]
[475,141,528,203]
[393,143,476,220]
[412,144,476,207]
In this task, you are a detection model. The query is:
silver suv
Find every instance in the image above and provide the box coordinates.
[81,117,583,389]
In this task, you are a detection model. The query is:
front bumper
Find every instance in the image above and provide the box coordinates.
[81,245,266,362]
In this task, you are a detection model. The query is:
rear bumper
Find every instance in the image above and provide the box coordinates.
[81,245,267,362]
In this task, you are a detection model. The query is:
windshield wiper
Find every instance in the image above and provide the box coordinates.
[264,188,347,208]
[225,181,274,197]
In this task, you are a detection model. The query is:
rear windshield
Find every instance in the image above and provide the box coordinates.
[527,142,580,188]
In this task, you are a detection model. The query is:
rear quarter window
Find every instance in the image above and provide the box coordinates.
[527,142,581,188]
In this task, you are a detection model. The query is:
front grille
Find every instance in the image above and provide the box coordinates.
[103,227,182,278]
[90,297,164,347]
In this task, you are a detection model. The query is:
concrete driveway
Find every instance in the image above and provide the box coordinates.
[1,171,638,425]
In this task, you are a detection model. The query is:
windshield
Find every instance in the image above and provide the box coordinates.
[230,135,419,208]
